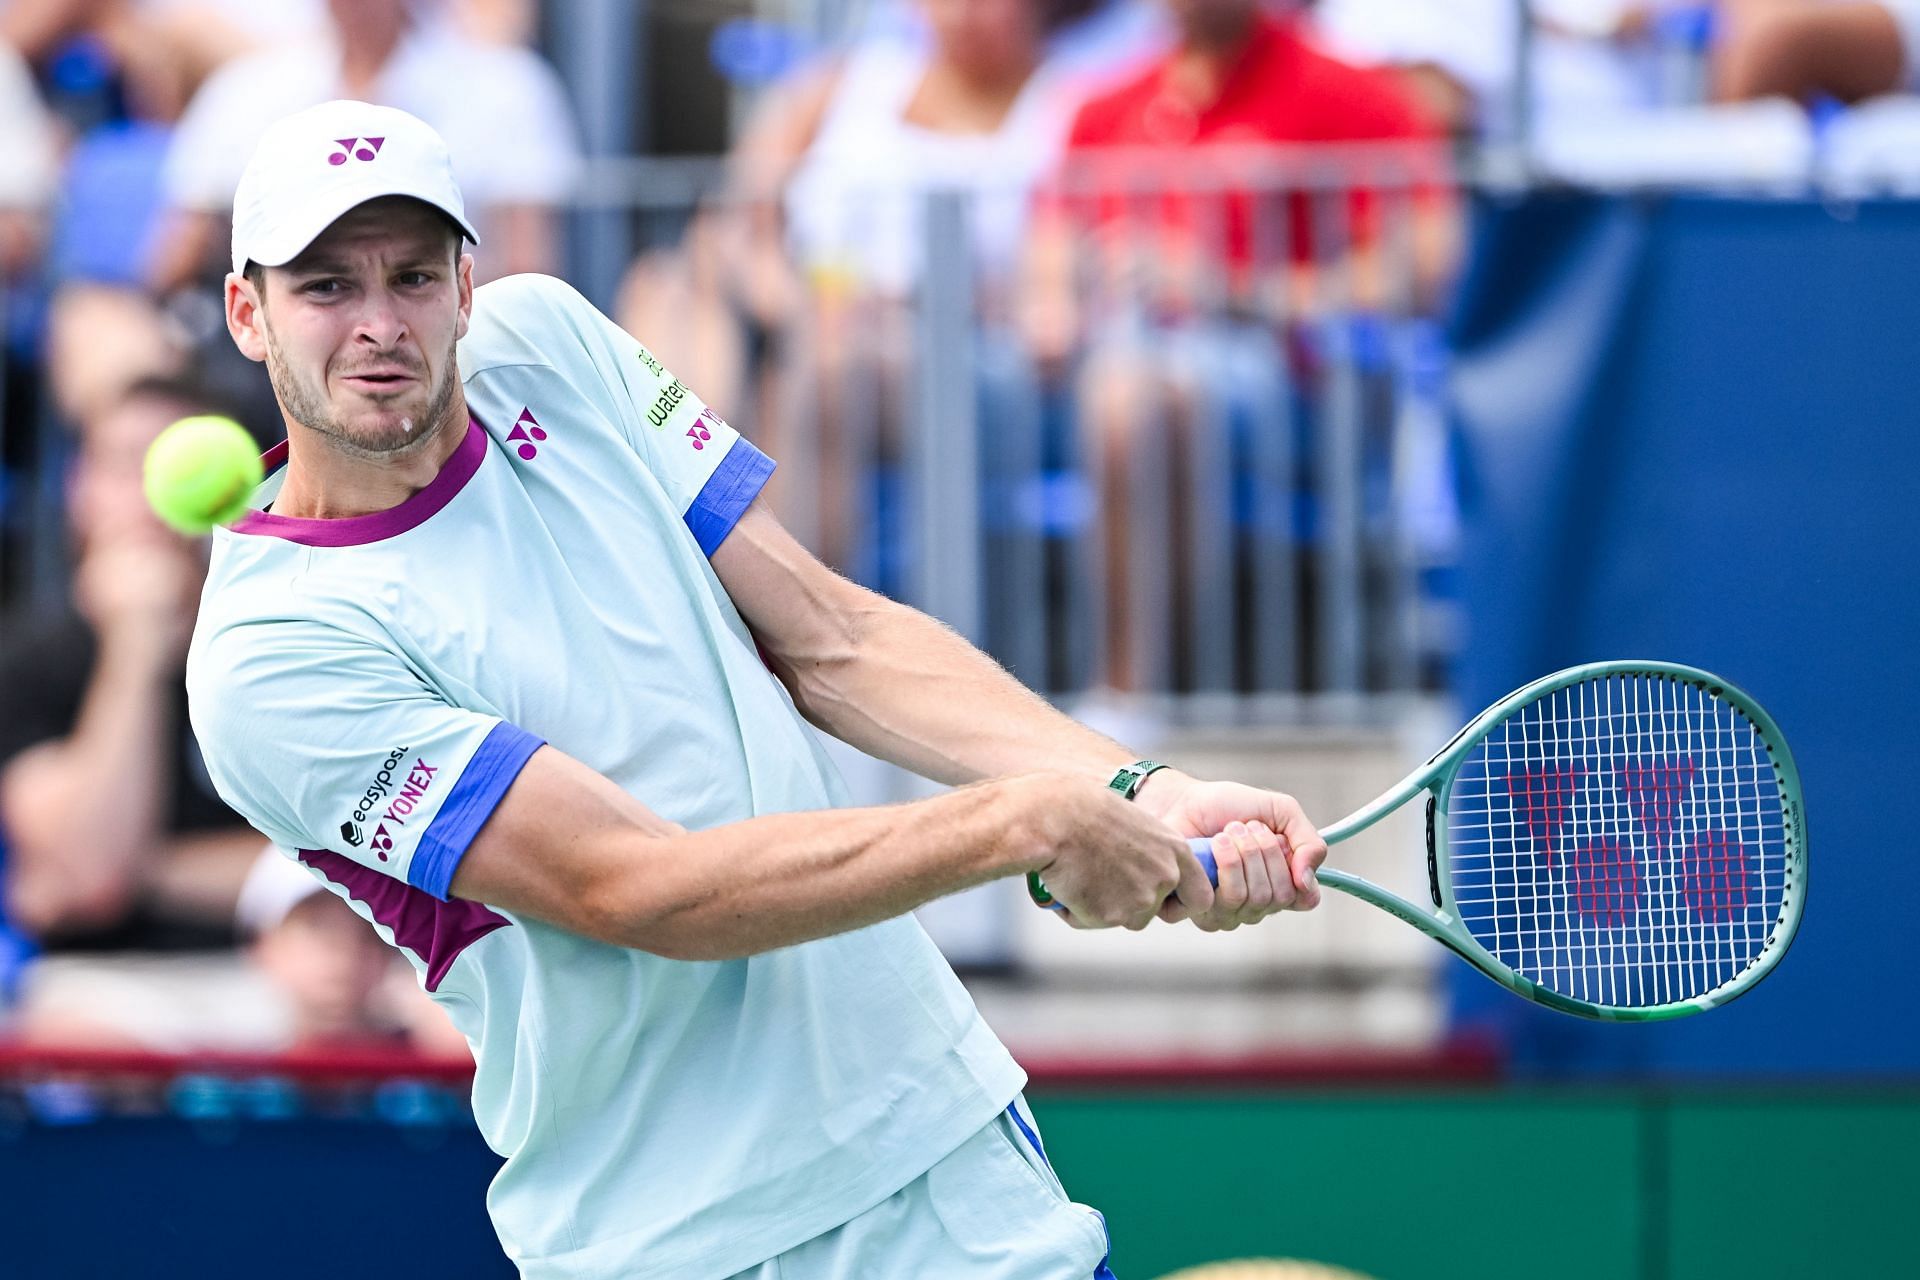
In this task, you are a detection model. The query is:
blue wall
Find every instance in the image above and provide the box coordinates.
[1448,194,1920,1075]
[0,1114,510,1276]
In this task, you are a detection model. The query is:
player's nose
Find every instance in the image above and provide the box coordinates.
[353,290,410,348]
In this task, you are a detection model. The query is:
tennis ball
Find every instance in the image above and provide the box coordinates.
[142,415,265,535]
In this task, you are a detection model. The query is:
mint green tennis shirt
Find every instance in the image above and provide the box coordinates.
[186,274,1024,1279]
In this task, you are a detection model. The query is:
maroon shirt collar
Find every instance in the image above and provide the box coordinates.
[229,417,488,548]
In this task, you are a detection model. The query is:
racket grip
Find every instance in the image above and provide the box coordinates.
[1031,837,1221,912]
[1188,836,1220,886]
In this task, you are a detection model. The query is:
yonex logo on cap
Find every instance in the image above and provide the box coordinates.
[508,407,548,460]
[329,136,386,165]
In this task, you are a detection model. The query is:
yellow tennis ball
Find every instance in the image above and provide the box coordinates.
[143,415,265,536]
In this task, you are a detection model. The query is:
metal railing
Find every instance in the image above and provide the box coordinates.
[0,146,1461,713]
[595,144,1460,701]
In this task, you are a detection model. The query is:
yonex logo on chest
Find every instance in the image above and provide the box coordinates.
[329,136,386,165]
[507,407,549,460]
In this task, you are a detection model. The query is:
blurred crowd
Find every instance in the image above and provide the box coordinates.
[0,0,1917,1058]
[0,0,574,1060]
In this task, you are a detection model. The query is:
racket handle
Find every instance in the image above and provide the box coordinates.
[1032,836,1220,912]
[1188,835,1220,886]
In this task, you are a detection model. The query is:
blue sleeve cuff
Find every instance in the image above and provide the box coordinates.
[410,721,546,901]
[685,438,776,556]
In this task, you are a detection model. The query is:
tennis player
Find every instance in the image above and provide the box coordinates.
[187,100,1327,1279]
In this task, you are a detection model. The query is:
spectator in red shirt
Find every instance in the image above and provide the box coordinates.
[1030,0,1451,345]
[1021,0,1455,693]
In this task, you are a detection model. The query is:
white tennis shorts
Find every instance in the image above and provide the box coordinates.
[727,1096,1117,1279]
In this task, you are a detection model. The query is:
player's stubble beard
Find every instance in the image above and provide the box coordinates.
[263,321,462,463]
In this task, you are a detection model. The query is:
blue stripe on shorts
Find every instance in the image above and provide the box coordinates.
[1006,1103,1117,1278]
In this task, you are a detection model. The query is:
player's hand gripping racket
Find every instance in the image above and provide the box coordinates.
[1034,662,1807,1021]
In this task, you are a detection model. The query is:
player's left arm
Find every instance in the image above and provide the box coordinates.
[708,498,1325,927]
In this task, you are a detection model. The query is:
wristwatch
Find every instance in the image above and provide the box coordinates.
[1027,761,1171,908]
[1105,759,1169,801]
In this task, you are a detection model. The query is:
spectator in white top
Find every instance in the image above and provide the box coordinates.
[624,0,1084,578]
[149,0,579,290]
[779,3,1080,304]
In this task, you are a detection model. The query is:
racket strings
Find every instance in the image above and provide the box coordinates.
[1445,674,1792,1008]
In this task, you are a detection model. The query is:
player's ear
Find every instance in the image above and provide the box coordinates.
[227,271,268,364]
[455,252,474,341]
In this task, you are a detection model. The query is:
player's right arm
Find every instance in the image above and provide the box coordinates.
[188,616,1205,960]
[446,745,1206,958]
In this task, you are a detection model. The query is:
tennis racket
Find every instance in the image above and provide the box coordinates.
[1034,661,1807,1021]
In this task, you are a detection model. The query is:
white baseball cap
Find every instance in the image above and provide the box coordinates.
[230,99,480,278]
